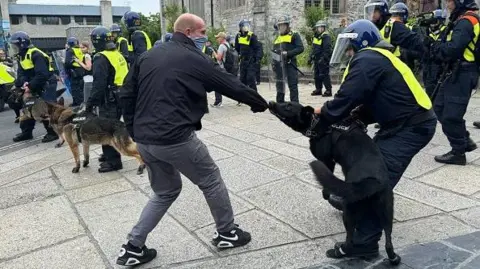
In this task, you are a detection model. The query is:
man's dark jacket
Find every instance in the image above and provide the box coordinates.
[120,32,268,145]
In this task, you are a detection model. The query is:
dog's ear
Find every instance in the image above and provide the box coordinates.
[301,106,314,116]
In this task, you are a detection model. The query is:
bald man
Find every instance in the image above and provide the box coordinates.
[117,13,268,266]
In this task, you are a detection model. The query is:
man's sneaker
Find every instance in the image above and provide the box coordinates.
[211,102,223,108]
[116,243,157,266]
[212,225,251,249]
[434,151,466,165]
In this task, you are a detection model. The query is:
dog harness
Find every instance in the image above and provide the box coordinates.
[72,115,86,143]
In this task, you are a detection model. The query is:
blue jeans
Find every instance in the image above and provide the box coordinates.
[352,117,437,247]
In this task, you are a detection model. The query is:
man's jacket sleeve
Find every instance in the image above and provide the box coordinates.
[87,55,109,107]
[431,19,475,62]
[119,57,139,137]
[391,22,425,54]
[287,32,305,58]
[29,51,50,93]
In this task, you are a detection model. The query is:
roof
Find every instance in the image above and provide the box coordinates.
[8,4,130,16]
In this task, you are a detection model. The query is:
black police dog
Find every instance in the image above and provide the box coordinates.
[269,101,401,265]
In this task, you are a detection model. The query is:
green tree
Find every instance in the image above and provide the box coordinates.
[297,6,331,67]
[164,4,187,33]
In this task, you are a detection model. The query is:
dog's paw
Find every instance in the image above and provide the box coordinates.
[386,255,401,266]
[82,160,89,168]
[72,167,80,173]
[137,164,146,175]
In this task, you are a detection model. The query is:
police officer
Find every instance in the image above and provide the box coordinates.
[65,37,85,106]
[122,11,152,64]
[111,24,129,60]
[379,3,424,60]
[310,20,332,97]
[319,19,436,259]
[272,15,305,103]
[428,0,479,164]
[9,31,59,143]
[256,41,264,85]
[422,9,447,96]
[85,26,128,173]
[235,19,261,92]
[364,0,391,30]
[164,32,173,42]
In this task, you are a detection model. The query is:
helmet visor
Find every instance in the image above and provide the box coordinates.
[330,33,357,69]
[8,43,20,55]
[241,22,251,32]
[364,3,383,21]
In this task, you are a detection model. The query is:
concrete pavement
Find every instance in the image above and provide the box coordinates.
[0,84,480,269]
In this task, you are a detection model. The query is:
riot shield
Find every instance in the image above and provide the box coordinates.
[51,49,73,107]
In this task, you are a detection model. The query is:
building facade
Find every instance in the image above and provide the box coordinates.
[0,0,130,52]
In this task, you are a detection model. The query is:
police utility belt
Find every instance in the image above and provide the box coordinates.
[377,109,435,139]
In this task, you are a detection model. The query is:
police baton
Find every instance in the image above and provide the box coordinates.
[287,61,306,76]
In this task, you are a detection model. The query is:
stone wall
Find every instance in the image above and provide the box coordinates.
[346,0,367,24]
[11,19,85,38]
[66,26,96,43]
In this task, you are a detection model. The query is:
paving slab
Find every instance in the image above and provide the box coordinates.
[462,255,480,269]
[52,160,123,190]
[195,129,219,140]
[402,152,445,179]
[0,196,84,260]
[393,195,442,222]
[253,138,316,162]
[445,231,480,252]
[172,237,334,269]
[206,145,235,161]
[452,207,480,229]
[1,168,52,188]
[236,147,279,162]
[400,241,472,269]
[0,177,60,209]
[0,143,52,163]
[394,178,479,211]
[0,150,56,174]
[168,179,254,231]
[216,156,287,192]
[0,160,55,186]
[241,178,344,238]
[0,236,106,269]
[203,135,257,153]
[263,129,304,141]
[214,115,272,128]
[239,120,291,135]
[204,124,265,142]
[122,168,149,185]
[288,136,310,148]
[414,165,480,195]
[196,210,308,256]
[260,156,310,175]
[75,190,213,267]
[66,179,132,203]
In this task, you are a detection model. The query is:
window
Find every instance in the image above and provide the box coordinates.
[113,16,122,23]
[85,16,101,25]
[74,16,84,25]
[305,0,345,14]
[223,0,246,10]
[41,16,60,25]
[10,15,22,25]
[26,16,37,25]
[60,16,71,25]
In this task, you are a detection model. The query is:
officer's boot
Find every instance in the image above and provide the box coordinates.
[41,121,59,143]
[474,121,480,129]
[322,90,332,97]
[466,131,477,152]
[13,119,34,142]
[311,89,322,96]
[13,132,33,142]
[434,150,466,165]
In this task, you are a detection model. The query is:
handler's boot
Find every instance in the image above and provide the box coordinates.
[41,121,58,143]
[322,91,332,97]
[467,137,477,152]
[311,89,322,96]
[434,151,466,165]
[13,132,33,142]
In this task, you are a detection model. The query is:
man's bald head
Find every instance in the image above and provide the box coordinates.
[174,13,206,37]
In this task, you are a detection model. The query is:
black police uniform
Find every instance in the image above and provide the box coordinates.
[319,47,436,251]
[235,31,261,91]
[380,19,425,61]
[310,32,332,95]
[272,31,304,103]
[15,48,58,142]
[423,25,447,96]
[256,42,264,84]
[116,37,130,61]
[86,50,123,171]
[65,47,85,106]
[431,10,479,161]
[128,30,151,65]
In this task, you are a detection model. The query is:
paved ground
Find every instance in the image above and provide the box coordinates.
[0,83,480,269]
[0,106,44,153]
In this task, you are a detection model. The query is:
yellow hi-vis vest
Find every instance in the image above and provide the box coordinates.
[274,32,295,44]
[0,63,15,84]
[341,47,432,110]
[380,19,401,57]
[117,37,128,50]
[98,50,129,87]
[127,31,152,52]
[429,25,447,41]
[72,47,85,68]
[313,32,326,46]
[238,31,253,45]
[20,47,54,72]
[446,11,480,63]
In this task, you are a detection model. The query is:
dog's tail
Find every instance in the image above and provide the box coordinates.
[310,161,355,199]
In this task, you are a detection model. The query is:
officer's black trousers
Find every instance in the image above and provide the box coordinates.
[240,59,257,91]
[353,117,437,248]
[70,76,84,107]
[314,63,332,93]
[274,63,299,103]
[422,63,441,97]
[434,66,478,154]
[100,103,122,164]
[255,61,261,83]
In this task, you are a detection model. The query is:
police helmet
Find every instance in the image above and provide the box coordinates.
[67,37,79,48]
[276,15,291,26]
[123,11,142,30]
[454,0,479,10]
[90,26,115,52]
[364,0,390,21]
[9,31,31,51]
[164,32,173,42]
[315,20,328,28]
[390,3,409,23]
[110,24,122,33]
[432,9,447,21]
[239,19,251,32]
[154,40,162,48]
[330,19,386,66]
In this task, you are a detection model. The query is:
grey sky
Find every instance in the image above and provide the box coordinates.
[17,0,160,15]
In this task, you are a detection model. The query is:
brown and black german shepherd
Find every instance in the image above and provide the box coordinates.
[269,101,401,266]
[20,97,146,175]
